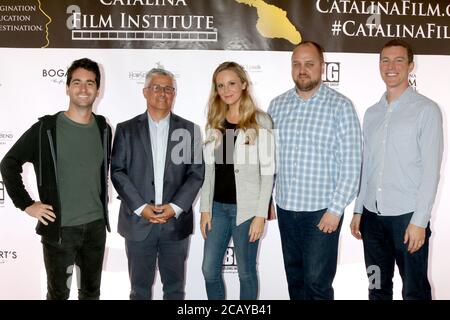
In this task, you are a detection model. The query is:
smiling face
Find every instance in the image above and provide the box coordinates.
[379,45,414,91]
[66,68,99,110]
[291,43,324,98]
[215,69,247,109]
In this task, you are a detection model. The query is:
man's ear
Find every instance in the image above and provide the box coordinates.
[408,61,415,73]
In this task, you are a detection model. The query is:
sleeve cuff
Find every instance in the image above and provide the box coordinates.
[170,203,184,219]
[134,204,146,216]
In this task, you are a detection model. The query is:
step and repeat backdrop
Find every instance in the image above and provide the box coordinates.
[0,0,449,299]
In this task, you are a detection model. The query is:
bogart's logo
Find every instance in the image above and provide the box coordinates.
[323,62,340,88]
[42,68,67,85]
[0,250,17,264]
[67,0,218,43]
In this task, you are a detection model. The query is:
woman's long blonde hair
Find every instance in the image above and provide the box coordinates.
[206,61,260,133]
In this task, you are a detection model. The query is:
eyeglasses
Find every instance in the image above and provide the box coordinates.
[146,84,175,94]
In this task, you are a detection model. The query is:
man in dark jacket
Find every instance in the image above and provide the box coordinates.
[0,58,112,300]
[111,68,204,300]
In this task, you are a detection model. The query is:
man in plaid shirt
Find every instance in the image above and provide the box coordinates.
[268,41,362,300]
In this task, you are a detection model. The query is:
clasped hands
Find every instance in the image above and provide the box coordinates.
[141,204,175,224]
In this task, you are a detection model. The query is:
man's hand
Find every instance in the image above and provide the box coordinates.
[404,224,426,253]
[25,202,56,225]
[317,211,341,233]
[249,216,265,242]
[350,214,362,240]
[156,204,176,221]
[200,212,212,240]
[141,204,166,224]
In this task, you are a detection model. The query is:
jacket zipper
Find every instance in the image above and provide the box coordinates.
[103,127,110,229]
[47,129,63,244]
[38,122,43,186]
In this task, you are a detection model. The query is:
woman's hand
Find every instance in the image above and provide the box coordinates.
[200,212,212,240]
[249,216,265,242]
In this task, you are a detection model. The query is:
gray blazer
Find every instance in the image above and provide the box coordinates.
[111,112,205,241]
[200,112,275,225]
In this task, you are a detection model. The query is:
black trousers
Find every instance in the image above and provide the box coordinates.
[360,207,432,300]
[42,218,106,300]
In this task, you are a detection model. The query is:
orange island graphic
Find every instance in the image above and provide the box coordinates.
[235,0,301,45]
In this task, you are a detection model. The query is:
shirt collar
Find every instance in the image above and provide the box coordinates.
[380,86,414,111]
[292,83,324,103]
[147,111,170,128]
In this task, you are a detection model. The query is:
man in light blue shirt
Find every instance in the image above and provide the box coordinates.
[350,39,443,300]
[268,41,362,300]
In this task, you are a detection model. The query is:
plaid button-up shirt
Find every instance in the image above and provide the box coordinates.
[268,84,362,216]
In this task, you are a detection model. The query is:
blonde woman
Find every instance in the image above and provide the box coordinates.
[200,61,275,300]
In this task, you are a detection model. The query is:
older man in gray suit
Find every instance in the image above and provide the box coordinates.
[111,68,204,300]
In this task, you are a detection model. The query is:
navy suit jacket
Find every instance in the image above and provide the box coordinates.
[111,111,204,241]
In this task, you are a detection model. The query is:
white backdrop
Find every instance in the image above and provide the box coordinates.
[0,48,448,299]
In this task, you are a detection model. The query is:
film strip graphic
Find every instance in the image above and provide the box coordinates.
[72,30,218,41]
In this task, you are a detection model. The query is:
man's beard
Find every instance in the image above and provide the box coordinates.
[294,76,320,92]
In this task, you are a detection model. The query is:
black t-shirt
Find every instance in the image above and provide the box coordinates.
[213,119,237,204]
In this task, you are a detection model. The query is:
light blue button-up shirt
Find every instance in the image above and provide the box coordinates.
[268,83,362,216]
[354,87,443,227]
[135,112,182,218]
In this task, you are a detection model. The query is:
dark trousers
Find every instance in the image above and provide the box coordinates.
[277,206,342,300]
[125,224,189,300]
[42,218,106,300]
[360,207,432,300]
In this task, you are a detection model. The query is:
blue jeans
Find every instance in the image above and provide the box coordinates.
[202,201,259,300]
[277,206,342,300]
[42,218,106,300]
[360,207,432,300]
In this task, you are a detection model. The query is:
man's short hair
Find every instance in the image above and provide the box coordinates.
[381,39,414,64]
[295,41,325,63]
[144,68,176,88]
[66,58,101,88]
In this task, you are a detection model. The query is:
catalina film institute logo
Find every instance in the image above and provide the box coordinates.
[67,1,218,43]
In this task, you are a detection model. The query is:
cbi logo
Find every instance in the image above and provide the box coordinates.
[323,62,340,88]
[222,246,238,273]
[42,68,67,85]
